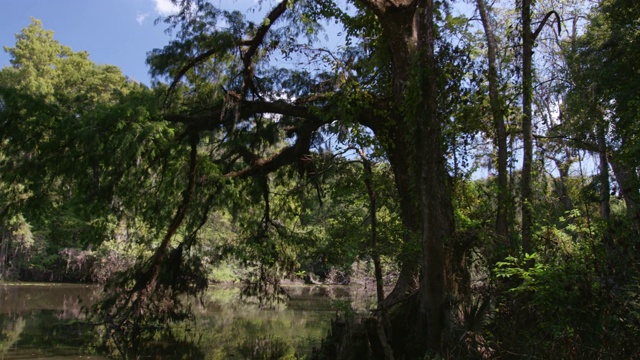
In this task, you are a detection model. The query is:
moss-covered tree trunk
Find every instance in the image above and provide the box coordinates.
[358,0,455,352]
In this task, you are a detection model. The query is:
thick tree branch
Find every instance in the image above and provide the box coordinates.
[534,133,598,153]
[163,86,387,183]
[241,0,291,97]
[224,117,327,179]
[241,0,290,65]
[163,98,318,130]
[149,132,199,280]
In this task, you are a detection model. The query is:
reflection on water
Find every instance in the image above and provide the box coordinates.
[0,283,103,360]
[0,283,100,317]
[0,283,373,359]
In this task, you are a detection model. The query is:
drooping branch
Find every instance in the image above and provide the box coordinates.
[145,131,200,290]
[94,131,202,342]
[167,48,220,95]
[240,0,292,97]
[183,185,221,248]
[260,175,270,224]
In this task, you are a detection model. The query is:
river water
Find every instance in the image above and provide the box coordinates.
[0,283,374,359]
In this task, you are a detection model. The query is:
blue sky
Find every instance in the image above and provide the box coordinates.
[1,1,471,86]
[0,0,257,85]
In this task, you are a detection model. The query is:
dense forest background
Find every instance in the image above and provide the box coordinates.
[1,0,639,358]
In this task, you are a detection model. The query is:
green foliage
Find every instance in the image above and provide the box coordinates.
[492,226,640,358]
[0,213,34,279]
[565,0,640,226]
[2,0,640,358]
[494,253,545,291]
[0,19,198,283]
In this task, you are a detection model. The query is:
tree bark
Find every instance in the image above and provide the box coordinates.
[380,126,421,307]
[358,0,454,351]
[520,3,560,255]
[416,0,452,351]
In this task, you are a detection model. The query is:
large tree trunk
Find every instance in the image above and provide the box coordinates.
[381,125,422,307]
[520,2,560,255]
[363,2,423,309]
[360,0,454,350]
[416,0,453,350]
[358,0,455,353]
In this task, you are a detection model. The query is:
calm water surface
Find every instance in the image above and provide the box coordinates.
[0,283,371,359]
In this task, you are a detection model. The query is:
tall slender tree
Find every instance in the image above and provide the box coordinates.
[520,0,559,254]
[477,0,510,242]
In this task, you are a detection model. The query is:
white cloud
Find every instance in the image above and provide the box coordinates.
[136,13,149,25]
[154,0,180,16]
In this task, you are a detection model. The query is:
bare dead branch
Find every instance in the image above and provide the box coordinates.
[533,10,562,41]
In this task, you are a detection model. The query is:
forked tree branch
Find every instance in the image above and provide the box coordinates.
[166,0,293,98]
